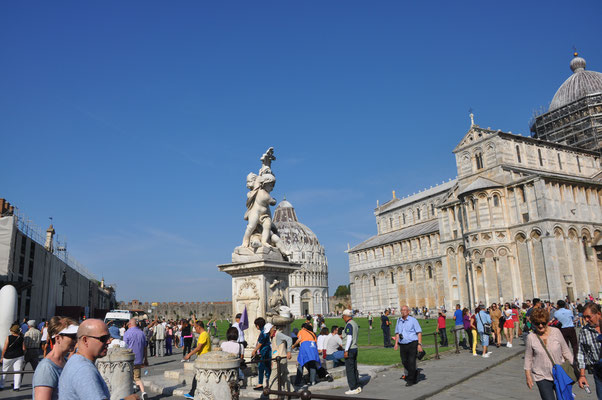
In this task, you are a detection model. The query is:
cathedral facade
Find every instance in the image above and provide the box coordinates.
[349,54,602,313]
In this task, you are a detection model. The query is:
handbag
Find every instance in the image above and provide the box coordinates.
[536,334,576,382]
[477,312,492,335]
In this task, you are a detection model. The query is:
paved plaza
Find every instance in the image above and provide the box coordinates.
[1,340,593,400]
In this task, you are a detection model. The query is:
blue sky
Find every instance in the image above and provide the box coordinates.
[1,1,601,302]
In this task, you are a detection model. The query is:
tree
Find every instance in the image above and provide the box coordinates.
[334,285,350,297]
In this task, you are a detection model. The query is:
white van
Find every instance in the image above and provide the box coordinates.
[104,310,132,331]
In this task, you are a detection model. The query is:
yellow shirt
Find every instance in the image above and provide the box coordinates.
[196,331,211,355]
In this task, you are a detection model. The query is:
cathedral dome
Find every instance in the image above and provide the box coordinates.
[549,54,602,111]
[273,199,321,249]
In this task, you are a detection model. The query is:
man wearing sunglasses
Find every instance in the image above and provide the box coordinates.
[59,319,140,400]
[577,302,602,398]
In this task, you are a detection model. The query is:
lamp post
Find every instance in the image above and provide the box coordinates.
[60,268,68,306]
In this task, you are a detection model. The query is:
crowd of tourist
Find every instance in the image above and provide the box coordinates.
[4,297,602,399]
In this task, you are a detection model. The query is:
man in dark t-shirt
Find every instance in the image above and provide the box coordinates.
[381,309,392,348]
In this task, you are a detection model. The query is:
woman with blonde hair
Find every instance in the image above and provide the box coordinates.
[0,324,26,391]
[32,316,78,400]
[524,307,573,400]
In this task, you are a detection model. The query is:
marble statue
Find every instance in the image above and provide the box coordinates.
[239,147,291,260]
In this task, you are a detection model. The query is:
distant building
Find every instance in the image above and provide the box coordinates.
[0,199,116,321]
[118,299,230,321]
[349,55,602,313]
[274,199,329,316]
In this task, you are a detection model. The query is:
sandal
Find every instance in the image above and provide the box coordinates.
[253,385,263,391]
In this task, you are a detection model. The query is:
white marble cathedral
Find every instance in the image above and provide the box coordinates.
[349,54,602,313]
[274,199,329,316]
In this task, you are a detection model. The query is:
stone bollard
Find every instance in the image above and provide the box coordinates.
[194,350,241,400]
[96,347,135,400]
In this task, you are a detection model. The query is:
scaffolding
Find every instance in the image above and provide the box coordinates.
[13,208,98,281]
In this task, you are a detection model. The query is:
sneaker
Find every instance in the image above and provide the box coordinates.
[482,353,490,358]
[141,392,148,400]
[344,388,362,395]
[506,343,512,348]
[183,394,194,399]
[473,353,478,356]
[326,374,334,382]
[486,351,493,355]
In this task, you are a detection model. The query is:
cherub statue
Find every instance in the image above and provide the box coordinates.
[243,173,277,248]
[268,279,286,310]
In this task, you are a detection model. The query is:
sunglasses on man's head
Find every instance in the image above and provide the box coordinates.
[85,334,111,343]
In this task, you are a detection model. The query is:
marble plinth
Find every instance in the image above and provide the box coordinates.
[96,347,135,400]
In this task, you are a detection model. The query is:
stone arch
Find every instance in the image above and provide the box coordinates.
[484,248,495,258]
[447,247,455,256]
[496,246,510,257]
[515,232,527,243]
[530,228,542,240]
[553,226,565,238]
[582,228,592,239]
[568,228,579,240]
[477,191,488,200]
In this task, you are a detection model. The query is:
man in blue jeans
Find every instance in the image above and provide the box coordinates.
[475,306,492,358]
[453,304,466,349]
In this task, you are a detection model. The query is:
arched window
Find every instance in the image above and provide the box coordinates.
[402,213,406,224]
[431,204,435,216]
[583,237,590,260]
[538,149,544,166]
[427,266,433,279]
[408,269,413,282]
[291,295,295,304]
[475,152,484,170]
[417,208,421,220]
[372,276,377,286]
[493,195,500,207]
[389,218,393,228]
[577,156,582,173]
[390,271,394,284]
[557,153,563,170]
[516,145,522,163]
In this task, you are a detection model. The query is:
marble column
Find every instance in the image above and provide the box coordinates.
[193,351,241,400]
[96,347,135,400]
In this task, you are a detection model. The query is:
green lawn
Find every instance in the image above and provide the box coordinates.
[204,317,457,365]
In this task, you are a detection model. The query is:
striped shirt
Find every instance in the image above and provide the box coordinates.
[577,324,601,370]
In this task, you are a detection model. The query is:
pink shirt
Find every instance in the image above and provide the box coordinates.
[524,328,573,382]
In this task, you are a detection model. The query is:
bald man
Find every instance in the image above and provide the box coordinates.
[58,319,139,400]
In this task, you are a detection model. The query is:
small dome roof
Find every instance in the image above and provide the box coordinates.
[549,54,602,111]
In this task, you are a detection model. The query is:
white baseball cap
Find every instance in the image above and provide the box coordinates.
[264,323,274,333]
[52,324,79,338]
[342,309,353,317]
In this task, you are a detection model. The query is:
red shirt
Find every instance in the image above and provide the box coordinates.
[437,315,446,329]
[511,309,519,322]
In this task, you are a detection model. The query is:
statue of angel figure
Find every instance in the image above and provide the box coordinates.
[243,173,277,248]
[241,148,292,260]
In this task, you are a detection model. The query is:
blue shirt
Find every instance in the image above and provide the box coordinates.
[21,323,29,334]
[124,326,147,365]
[32,358,63,400]
[454,309,463,326]
[475,310,492,333]
[394,316,422,344]
[554,308,574,328]
[58,354,110,400]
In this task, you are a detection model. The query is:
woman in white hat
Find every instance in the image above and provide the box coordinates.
[32,316,78,400]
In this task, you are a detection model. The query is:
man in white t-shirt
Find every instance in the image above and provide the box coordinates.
[325,325,344,366]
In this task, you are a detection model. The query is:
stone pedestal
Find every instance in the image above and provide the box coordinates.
[96,347,135,400]
[194,350,241,400]
[218,258,300,351]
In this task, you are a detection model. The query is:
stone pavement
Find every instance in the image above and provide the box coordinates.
[320,341,528,399]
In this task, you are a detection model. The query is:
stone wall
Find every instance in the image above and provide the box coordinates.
[118,299,231,321]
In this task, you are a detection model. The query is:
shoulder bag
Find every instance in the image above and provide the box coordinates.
[535,333,576,382]
[477,312,492,335]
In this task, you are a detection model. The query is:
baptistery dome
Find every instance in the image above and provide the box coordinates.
[549,54,602,111]
[274,199,329,316]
